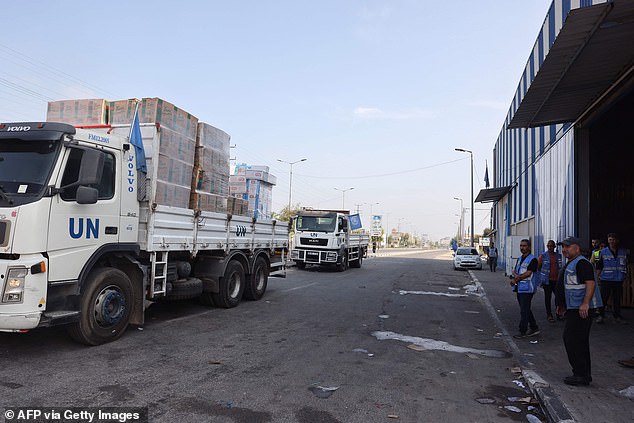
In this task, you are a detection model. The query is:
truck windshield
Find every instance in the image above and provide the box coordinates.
[296,215,337,232]
[0,139,61,205]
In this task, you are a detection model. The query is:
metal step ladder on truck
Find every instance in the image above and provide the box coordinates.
[290,209,368,271]
[0,122,288,345]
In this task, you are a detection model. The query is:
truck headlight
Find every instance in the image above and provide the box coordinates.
[3,267,27,303]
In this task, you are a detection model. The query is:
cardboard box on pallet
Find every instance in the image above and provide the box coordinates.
[110,98,199,140]
[46,99,109,126]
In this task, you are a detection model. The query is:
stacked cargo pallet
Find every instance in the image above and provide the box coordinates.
[109,98,198,209]
[230,164,276,220]
[190,122,232,213]
[46,97,249,216]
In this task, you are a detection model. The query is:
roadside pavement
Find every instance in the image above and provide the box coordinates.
[470,266,634,423]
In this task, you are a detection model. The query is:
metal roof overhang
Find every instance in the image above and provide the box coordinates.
[475,186,512,203]
[508,0,634,129]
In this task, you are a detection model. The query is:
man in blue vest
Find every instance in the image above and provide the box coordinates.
[595,233,628,324]
[556,236,602,386]
[537,240,562,322]
[510,239,539,339]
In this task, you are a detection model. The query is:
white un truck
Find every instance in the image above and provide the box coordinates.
[290,209,368,271]
[0,122,288,345]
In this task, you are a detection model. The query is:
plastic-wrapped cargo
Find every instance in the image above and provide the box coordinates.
[231,165,276,220]
[109,98,199,209]
[46,99,109,126]
[110,98,198,140]
[189,122,231,212]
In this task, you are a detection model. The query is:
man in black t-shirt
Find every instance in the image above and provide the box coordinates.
[556,236,600,386]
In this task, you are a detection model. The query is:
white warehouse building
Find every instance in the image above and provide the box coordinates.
[477,0,634,284]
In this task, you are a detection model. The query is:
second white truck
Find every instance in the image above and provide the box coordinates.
[290,209,368,271]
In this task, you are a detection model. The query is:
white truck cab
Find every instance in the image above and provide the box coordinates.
[290,209,368,271]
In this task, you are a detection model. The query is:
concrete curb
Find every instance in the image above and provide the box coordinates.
[467,270,576,423]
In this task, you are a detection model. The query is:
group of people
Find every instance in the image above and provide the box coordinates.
[507,234,630,386]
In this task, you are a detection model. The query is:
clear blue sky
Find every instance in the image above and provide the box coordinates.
[0,0,552,240]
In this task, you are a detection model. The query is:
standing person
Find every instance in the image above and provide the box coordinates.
[510,239,540,339]
[537,240,562,323]
[595,233,628,324]
[556,237,603,386]
[590,238,601,266]
[488,242,498,272]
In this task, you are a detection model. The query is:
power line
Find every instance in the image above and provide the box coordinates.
[296,157,467,179]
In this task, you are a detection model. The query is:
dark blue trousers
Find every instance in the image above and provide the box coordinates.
[516,292,538,334]
[563,310,593,379]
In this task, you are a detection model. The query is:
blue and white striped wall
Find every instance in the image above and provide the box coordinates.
[493,0,607,264]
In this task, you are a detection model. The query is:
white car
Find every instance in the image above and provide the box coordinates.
[453,247,483,270]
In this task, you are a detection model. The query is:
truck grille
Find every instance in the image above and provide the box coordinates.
[300,237,328,246]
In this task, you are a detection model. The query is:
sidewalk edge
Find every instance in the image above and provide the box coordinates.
[467,270,576,423]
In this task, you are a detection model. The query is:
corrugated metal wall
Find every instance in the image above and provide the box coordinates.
[492,0,607,255]
[534,129,576,253]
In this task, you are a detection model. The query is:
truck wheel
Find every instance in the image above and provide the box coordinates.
[337,251,348,272]
[296,262,306,270]
[244,257,268,301]
[350,254,363,269]
[212,260,245,308]
[68,267,133,346]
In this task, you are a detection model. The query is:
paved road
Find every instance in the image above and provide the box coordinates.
[1,250,545,422]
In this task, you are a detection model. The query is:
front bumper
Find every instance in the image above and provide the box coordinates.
[0,254,48,331]
[0,311,41,331]
[455,260,482,269]
[291,248,339,264]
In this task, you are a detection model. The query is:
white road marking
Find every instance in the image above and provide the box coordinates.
[281,281,321,292]
[398,290,467,298]
[371,330,508,358]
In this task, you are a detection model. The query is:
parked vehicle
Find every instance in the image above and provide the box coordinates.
[290,209,368,271]
[453,247,483,270]
[0,122,288,345]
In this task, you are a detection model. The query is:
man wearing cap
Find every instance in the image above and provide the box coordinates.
[556,236,603,386]
[510,239,540,339]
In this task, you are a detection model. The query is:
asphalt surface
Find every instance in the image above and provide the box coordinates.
[1,250,549,422]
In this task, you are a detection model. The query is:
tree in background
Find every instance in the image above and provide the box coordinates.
[272,204,302,222]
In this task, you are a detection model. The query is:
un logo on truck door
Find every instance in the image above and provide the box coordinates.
[236,225,247,237]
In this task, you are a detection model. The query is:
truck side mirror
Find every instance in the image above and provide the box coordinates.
[76,186,99,204]
[77,148,105,186]
[339,220,348,232]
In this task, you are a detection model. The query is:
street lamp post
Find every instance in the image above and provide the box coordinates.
[366,201,379,227]
[455,148,474,247]
[453,197,464,245]
[277,158,307,213]
[334,187,354,209]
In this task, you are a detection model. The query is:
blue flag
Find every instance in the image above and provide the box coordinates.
[130,107,147,173]
[349,213,362,230]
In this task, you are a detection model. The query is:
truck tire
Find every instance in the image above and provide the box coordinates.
[296,261,306,270]
[350,254,363,268]
[211,260,245,308]
[168,278,203,301]
[336,251,348,272]
[68,267,133,346]
[244,257,269,301]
